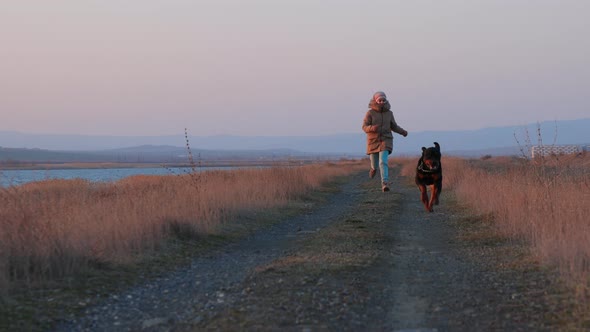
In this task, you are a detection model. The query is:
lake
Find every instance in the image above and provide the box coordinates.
[0,166,240,187]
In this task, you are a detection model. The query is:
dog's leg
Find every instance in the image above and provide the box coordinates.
[428,184,437,212]
[419,184,430,212]
[434,182,442,205]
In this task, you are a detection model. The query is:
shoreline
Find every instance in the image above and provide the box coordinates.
[0,160,324,171]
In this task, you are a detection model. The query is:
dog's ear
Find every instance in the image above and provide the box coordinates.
[421,147,426,152]
[434,142,440,151]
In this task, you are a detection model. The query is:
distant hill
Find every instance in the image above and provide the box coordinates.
[0,147,108,163]
[1,118,588,158]
[0,145,317,164]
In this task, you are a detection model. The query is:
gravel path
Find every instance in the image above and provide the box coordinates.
[52,170,580,331]
[374,177,535,331]
[53,173,367,331]
[359,172,573,331]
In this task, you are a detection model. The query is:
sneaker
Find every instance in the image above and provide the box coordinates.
[382,182,390,192]
[369,168,377,179]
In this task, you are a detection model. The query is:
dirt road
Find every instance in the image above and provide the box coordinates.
[53,169,582,331]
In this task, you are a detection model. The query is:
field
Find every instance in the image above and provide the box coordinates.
[2,156,590,330]
[0,161,364,294]
[2,155,590,294]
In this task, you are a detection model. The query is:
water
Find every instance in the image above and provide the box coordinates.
[0,166,239,187]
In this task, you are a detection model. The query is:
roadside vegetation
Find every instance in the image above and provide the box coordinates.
[400,153,590,293]
[0,160,364,295]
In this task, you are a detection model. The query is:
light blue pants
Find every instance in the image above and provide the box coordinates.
[370,150,389,183]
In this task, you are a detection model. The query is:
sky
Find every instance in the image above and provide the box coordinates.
[1,0,589,137]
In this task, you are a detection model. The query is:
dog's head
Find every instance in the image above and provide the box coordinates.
[421,142,441,171]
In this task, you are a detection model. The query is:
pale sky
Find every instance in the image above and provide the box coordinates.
[1,0,588,136]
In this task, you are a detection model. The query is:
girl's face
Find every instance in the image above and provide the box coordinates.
[375,96,387,104]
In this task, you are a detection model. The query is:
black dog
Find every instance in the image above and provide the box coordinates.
[415,142,442,212]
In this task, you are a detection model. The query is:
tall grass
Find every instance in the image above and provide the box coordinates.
[434,154,590,287]
[0,161,363,292]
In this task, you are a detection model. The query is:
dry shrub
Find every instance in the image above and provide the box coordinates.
[0,161,364,291]
[445,155,590,285]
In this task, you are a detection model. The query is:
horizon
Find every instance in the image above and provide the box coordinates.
[1,117,588,138]
[1,1,589,137]
[1,118,588,154]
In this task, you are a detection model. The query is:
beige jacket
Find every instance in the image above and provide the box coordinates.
[362,99,407,154]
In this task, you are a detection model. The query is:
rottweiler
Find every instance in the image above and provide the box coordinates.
[415,142,442,212]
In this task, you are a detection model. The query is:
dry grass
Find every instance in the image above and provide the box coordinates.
[0,161,364,293]
[433,153,590,289]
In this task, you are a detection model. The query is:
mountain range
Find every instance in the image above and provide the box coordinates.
[1,119,588,163]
